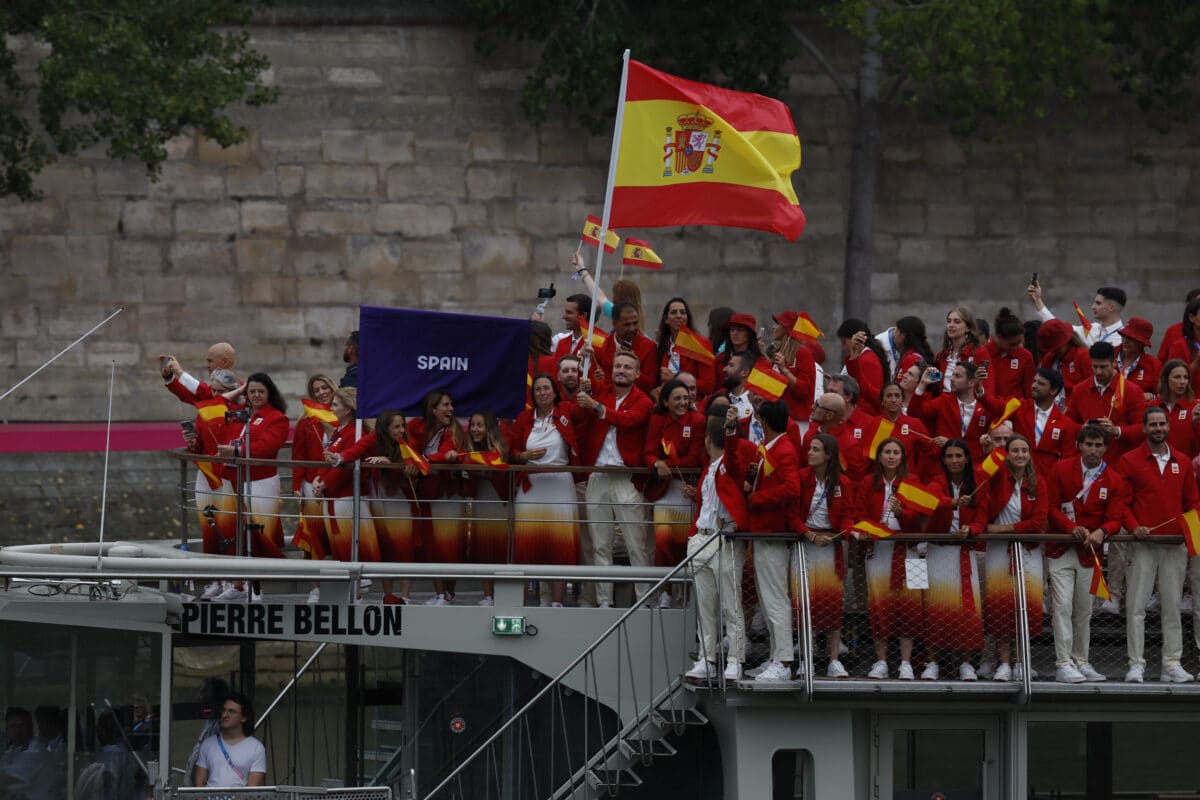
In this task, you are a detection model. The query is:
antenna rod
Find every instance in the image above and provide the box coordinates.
[0,308,124,403]
[96,360,116,572]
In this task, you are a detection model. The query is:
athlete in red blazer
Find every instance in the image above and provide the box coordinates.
[1044,445,1126,566]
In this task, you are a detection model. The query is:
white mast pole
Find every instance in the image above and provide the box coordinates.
[95,360,117,571]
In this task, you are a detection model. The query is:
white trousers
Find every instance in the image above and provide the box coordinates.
[754,539,794,664]
[688,531,746,664]
[586,472,650,606]
[1126,542,1187,667]
[1046,552,1093,667]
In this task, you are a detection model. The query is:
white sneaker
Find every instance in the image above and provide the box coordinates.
[1013,663,1031,682]
[826,659,849,679]
[898,661,915,681]
[214,585,247,602]
[867,660,889,679]
[723,661,743,682]
[424,593,449,606]
[658,591,673,609]
[250,588,263,603]
[921,662,940,681]
[1124,664,1144,683]
[685,659,718,680]
[959,663,978,682]
[754,660,792,683]
[977,660,997,680]
[1098,598,1121,615]
[1055,664,1086,684]
[992,663,1012,682]
[478,596,495,607]
[551,601,564,608]
[1077,662,1106,682]
[746,660,771,678]
[306,587,320,604]
[200,581,226,600]
[1161,664,1194,683]
[598,602,612,609]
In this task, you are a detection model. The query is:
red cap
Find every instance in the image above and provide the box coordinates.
[728,312,757,332]
[1037,319,1073,353]
[1119,317,1153,348]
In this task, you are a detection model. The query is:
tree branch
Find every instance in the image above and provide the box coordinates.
[789,23,855,108]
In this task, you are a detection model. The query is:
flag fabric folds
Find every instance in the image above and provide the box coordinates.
[1182,509,1200,557]
[989,398,1023,431]
[1089,551,1111,601]
[896,479,941,514]
[979,450,1007,479]
[581,214,620,253]
[622,238,663,270]
[195,399,228,422]
[610,60,805,241]
[398,441,431,475]
[466,450,507,468]
[867,419,896,460]
[789,312,823,343]
[195,459,223,490]
[1073,302,1090,330]
[661,439,675,457]
[852,520,893,539]
[673,326,715,366]
[1110,372,1127,412]
[747,358,787,401]
[301,398,338,425]
[757,444,776,478]
[580,319,609,350]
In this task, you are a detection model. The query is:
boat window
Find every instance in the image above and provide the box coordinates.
[772,749,814,799]
[892,728,986,800]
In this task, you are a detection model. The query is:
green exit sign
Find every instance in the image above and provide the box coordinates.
[492,615,525,635]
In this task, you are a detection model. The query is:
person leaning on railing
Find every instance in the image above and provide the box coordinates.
[788,433,857,679]
[312,387,382,572]
[408,389,469,606]
[982,434,1048,683]
[463,409,512,607]
[854,437,927,681]
[921,439,988,682]
[683,414,757,684]
[508,374,581,607]
[290,373,338,563]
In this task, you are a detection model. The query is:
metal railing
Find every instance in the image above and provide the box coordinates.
[169,786,391,800]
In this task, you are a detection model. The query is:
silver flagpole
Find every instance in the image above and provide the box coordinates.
[96,360,117,572]
[0,307,124,402]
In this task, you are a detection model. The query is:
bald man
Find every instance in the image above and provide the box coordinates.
[159,342,237,404]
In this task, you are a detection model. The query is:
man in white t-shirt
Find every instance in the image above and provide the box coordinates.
[194,694,266,787]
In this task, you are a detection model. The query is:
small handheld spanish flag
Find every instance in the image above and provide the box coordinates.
[662,439,675,457]
[673,326,715,367]
[757,443,776,478]
[1181,509,1200,557]
[195,459,223,490]
[581,214,620,253]
[398,441,431,476]
[1073,302,1091,330]
[1110,371,1127,413]
[622,238,663,270]
[896,479,941,514]
[466,450,507,469]
[195,398,229,422]
[852,520,893,539]
[789,311,823,343]
[579,318,608,350]
[867,419,896,460]
[1088,551,1111,601]
[989,398,1022,431]
[747,358,787,402]
[302,397,339,425]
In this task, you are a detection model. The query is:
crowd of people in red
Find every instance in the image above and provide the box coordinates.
[160,273,1200,685]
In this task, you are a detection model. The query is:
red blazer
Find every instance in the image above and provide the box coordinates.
[1041,345,1092,398]
[864,412,936,480]
[1120,353,1161,398]
[1160,398,1200,459]
[1011,402,1079,478]
[725,432,800,533]
[982,339,1035,401]
[407,417,463,498]
[219,405,289,482]
[844,349,884,415]
[853,473,926,533]
[596,333,659,394]
[1117,442,1200,536]
[985,472,1049,534]
[166,374,217,406]
[935,343,983,382]
[789,469,856,534]
[660,333,718,400]
[314,423,365,498]
[1158,321,1184,362]
[908,389,1003,462]
[925,473,990,535]
[1045,456,1126,565]
[1166,338,1200,396]
[643,410,707,501]
[1065,376,1147,458]
[576,386,653,467]
[291,414,329,491]
[688,439,758,535]
[779,346,817,421]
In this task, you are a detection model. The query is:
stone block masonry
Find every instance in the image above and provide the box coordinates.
[1,17,1197,436]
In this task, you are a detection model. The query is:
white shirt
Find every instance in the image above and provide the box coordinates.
[805,479,833,530]
[595,393,628,467]
[995,479,1024,526]
[958,398,976,436]
[1038,306,1123,346]
[196,734,265,787]
[696,457,732,531]
[880,478,898,528]
[729,389,754,423]
[1153,448,1171,475]
[526,411,568,466]
[1034,404,1052,444]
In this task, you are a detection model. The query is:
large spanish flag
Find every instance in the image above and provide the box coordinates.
[610,60,805,240]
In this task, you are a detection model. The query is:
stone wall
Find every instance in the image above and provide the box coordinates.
[2,19,1198,426]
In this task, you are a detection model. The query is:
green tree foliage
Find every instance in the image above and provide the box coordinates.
[1,0,276,200]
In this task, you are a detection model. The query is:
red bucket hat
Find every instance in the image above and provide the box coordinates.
[1037,319,1073,353]
[1119,317,1153,348]
[727,312,757,332]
